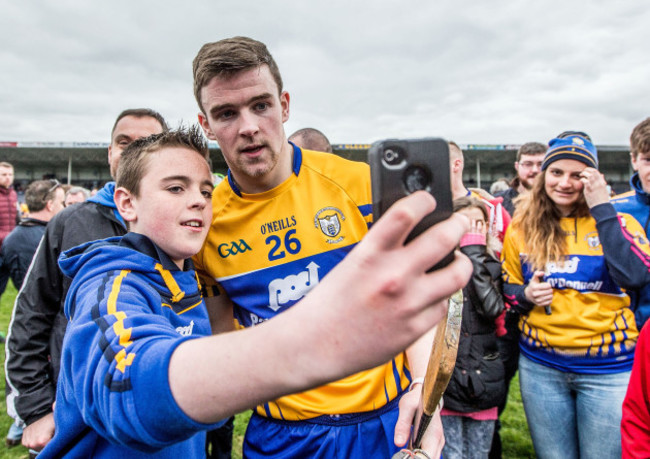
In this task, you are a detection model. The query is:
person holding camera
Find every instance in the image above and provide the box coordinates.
[501,132,650,458]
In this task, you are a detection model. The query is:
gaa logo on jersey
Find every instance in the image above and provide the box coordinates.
[217,239,252,258]
[585,231,601,250]
[314,206,346,243]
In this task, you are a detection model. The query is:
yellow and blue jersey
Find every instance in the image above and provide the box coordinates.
[194,145,411,420]
[501,203,650,374]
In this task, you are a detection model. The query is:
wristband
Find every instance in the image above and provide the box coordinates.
[408,377,425,392]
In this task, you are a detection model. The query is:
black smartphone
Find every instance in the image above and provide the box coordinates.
[368,137,454,270]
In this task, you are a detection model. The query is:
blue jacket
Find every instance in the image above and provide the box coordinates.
[612,173,650,328]
[40,233,224,458]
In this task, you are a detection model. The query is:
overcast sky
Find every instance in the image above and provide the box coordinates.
[1,1,648,147]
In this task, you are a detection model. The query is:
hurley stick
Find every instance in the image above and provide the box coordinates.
[411,290,463,450]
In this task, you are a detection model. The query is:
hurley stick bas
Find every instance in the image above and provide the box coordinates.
[412,290,463,450]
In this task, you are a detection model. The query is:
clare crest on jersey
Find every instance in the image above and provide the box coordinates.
[318,213,341,237]
[585,232,600,250]
[315,206,346,242]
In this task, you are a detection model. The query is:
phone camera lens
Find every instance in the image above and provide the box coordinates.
[403,166,431,194]
[383,148,402,166]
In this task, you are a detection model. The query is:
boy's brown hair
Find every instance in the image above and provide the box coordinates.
[192,36,283,114]
[116,125,210,197]
[630,118,650,158]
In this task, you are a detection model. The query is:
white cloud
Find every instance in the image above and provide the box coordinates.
[1,0,649,145]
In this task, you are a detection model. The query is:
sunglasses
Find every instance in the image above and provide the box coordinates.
[42,179,61,202]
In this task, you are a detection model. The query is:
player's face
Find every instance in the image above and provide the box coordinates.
[127,148,214,269]
[631,151,650,194]
[544,159,586,217]
[108,116,165,179]
[0,166,14,188]
[198,65,292,194]
[514,154,543,190]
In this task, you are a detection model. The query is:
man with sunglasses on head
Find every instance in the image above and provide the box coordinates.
[4,109,167,455]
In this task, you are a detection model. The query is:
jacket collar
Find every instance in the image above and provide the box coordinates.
[631,173,650,205]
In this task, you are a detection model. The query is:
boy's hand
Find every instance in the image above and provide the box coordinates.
[295,191,473,379]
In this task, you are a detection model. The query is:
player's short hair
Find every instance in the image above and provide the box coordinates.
[193,36,283,113]
[25,179,61,212]
[111,108,169,138]
[116,125,210,197]
[0,162,14,170]
[516,142,546,162]
[631,118,650,158]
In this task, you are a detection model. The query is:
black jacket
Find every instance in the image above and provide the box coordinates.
[443,243,507,413]
[5,195,126,425]
[0,218,48,289]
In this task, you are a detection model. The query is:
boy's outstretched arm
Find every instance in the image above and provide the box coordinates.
[169,191,472,423]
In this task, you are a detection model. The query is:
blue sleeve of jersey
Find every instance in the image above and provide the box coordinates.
[592,203,650,290]
[503,282,535,314]
[64,272,224,452]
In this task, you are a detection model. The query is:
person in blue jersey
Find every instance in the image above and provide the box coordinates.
[40,126,472,457]
[192,36,458,458]
[4,108,167,454]
[501,133,650,459]
[612,117,650,329]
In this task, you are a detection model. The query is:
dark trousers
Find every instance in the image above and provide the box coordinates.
[489,310,520,459]
[206,416,234,459]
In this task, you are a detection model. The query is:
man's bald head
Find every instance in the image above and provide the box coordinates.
[289,128,333,153]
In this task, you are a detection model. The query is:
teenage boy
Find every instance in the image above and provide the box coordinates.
[5,108,167,452]
[612,117,650,329]
[193,36,447,458]
[39,127,471,457]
